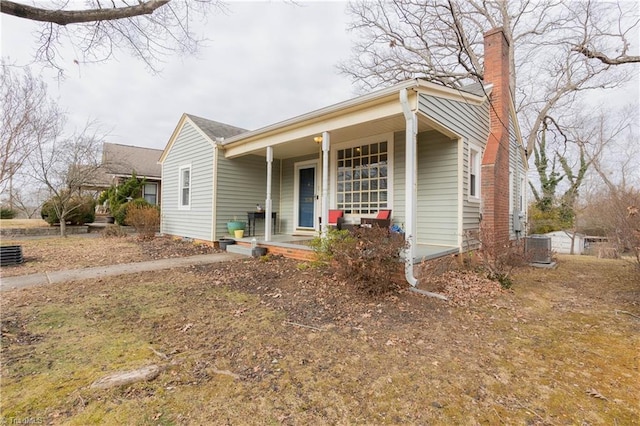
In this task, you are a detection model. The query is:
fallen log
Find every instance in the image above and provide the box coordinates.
[90,364,163,389]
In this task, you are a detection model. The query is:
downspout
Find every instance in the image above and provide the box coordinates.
[400,88,448,301]
[265,146,273,241]
[212,137,224,241]
[321,131,330,237]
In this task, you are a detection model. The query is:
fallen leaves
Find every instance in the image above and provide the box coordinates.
[428,270,505,306]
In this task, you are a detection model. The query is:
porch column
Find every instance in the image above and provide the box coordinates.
[265,146,273,241]
[404,99,418,273]
[321,131,330,237]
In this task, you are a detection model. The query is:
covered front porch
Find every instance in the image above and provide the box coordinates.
[232,233,458,264]
[217,79,487,292]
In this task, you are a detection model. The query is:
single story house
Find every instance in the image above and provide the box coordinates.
[544,231,586,255]
[159,28,528,286]
[85,142,163,206]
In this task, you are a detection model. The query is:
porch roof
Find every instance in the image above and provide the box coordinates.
[221,79,486,159]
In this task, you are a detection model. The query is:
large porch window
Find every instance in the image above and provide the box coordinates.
[336,141,388,214]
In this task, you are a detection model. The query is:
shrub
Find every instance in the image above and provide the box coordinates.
[125,202,160,240]
[1,207,16,219]
[477,223,528,289]
[102,224,128,238]
[114,197,152,226]
[40,194,96,225]
[326,226,406,295]
[310,228,352,265]
[99,174,146,222]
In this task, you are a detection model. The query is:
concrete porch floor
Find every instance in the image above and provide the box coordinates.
[234,233,458,262]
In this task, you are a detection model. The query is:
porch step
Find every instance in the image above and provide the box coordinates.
[225,244,268,258]
[225,244,253,257]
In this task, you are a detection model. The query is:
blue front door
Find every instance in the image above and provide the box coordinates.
[298,166,316,228]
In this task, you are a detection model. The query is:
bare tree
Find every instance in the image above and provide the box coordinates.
[27,121,106,236]
[10,183,49,218]
[341,1,639,209]
[0,62,62,199]
[343,1,637,148]
[1,0,224,74]
[575,105,639,265]
[571,0,640,65]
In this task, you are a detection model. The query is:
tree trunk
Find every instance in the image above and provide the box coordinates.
[59,217,67,237]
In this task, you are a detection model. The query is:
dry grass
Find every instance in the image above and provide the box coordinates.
[1,254,638,425]
[0,219,48,229]
[0,236,146,278]
[0,235,218,278]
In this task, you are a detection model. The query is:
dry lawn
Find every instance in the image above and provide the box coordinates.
[1,242,638,424]
[0,219,49,229]
[0,235,218,278]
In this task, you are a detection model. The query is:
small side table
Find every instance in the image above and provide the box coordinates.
[247,211,277,236]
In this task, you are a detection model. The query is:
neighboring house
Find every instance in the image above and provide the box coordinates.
[86,142,163,206]
[544,231,585,255]
[159,28,528,279]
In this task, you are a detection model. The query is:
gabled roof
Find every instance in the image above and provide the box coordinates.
[185,114,247,140]
[221,78,487,158]
[221,79,486,147]
[159,113,247,163]
[102,142,163,178]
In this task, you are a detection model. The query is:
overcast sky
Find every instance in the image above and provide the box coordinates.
[1,2,357,150]
[1,1,638,155]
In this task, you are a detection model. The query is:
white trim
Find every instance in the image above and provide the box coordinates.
[160,114,220,164]
[160,162,165,234]
[211,146,219,241]
[520,175,527,215]
[293,159,319,231]
[330,132,394,222]
[467,143,482,203]
[178,164,192,210]
[457,137,464,249]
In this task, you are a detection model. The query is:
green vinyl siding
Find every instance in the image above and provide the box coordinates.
[161,122,214,241]
[215,153,281,240]
[418,94,490,247]
[416,131,458,246]
[392,131,406,228]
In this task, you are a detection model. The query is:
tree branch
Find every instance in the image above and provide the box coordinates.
[572,45,640,65]
[1,0,170,25]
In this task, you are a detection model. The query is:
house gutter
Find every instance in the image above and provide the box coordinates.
[399,88,448,301]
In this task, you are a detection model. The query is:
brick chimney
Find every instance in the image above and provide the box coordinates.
[481,27,511,246]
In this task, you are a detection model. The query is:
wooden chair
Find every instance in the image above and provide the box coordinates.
[360,209,392,229]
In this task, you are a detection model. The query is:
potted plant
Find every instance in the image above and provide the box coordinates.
[226,217,246,237]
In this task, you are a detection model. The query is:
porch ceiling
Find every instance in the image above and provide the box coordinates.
[233,113,436,160]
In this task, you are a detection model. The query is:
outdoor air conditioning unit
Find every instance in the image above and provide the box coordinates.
[525,236,552,264]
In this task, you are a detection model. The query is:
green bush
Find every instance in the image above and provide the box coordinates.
[528,204,573,234]
[310,228,352,265]
[41,194,96,225]
[0,207,16,219]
